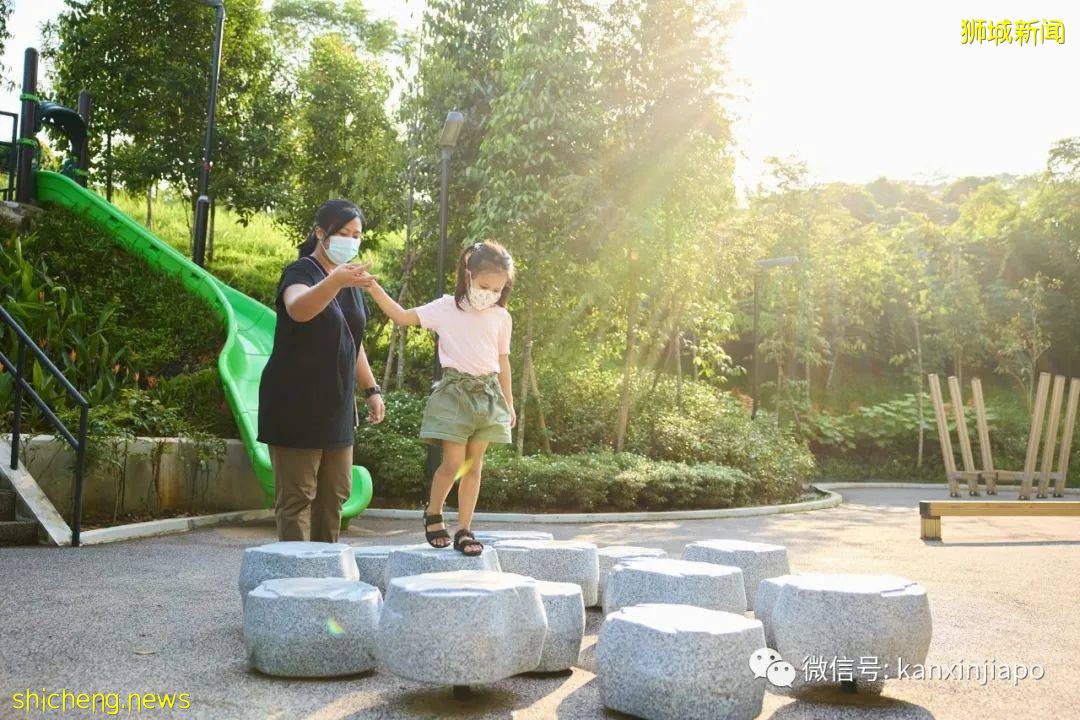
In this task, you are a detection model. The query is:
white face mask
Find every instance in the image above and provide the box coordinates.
[325,234,360,264]
[467,284,501,310]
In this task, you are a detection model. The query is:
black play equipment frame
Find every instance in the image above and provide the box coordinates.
[12,48,92,203]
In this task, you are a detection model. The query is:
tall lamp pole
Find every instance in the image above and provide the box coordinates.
[425,111,465,484]
[192,0,226,268]
[751,255,799,419]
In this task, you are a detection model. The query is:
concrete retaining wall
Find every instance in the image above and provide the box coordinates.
[18,435,265,520]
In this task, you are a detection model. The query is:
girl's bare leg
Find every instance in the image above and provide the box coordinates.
[426,441,466,547]
[456,439,490,532]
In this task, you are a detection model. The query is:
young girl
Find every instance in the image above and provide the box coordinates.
[362,241,516,555]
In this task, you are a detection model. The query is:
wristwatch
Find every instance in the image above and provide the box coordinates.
[361,384,382,399]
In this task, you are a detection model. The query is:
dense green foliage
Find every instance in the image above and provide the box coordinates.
[110,190,296,305]
[354,388,810,510]
[44,0,290,212]
[0,206,234,437]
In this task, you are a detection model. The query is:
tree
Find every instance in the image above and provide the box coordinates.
[278,31,404,247]
[0,0,13,90]
[593,0,741,449]
[270,0,396,58]
[45,0,291,224]
[994,272,1061,408]
[400,0,531,294]
[468,0,602,455]
[885,215,941,468]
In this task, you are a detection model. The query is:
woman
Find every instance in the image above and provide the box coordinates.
[257,199,385,543]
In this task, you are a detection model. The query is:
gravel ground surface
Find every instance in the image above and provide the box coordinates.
[2,487,1078,719]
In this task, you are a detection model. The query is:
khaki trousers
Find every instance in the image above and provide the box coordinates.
[268,445,353,543]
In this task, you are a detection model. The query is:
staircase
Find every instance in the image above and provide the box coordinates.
[0,478,37,545]
[1,304,88,546]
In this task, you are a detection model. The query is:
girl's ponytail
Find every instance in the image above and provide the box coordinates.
[450,245,474,309]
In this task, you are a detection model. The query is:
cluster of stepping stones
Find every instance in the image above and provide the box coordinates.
[238,533,932,720]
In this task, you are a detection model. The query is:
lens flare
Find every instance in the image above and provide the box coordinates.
[454,458,475,481]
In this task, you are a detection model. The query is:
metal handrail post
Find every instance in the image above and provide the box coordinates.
[72,406,88,546]
[10,341,25,468]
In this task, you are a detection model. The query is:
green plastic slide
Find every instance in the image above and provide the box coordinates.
[35,171,373,521]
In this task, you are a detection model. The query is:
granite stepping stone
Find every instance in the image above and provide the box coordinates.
[493,540,600,606]
[603,558,747,615]
[377,570,547,685]
[754,573,830,646]
[383,545,500,588]
[532,580,586,672]
[597,546,668,606]
[767,573,932,694]
[597,603,767,720]
[349,544,426,592]
[239,541,358,605]
[243,577,382,677]
[472,530,554,543]
[683,539,789,610]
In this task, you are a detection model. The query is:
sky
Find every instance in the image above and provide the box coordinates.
[2,0,1076,198]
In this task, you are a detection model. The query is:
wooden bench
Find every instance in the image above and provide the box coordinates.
[919,500,1080,540]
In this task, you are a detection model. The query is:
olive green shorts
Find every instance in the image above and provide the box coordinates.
[419,368,513,446]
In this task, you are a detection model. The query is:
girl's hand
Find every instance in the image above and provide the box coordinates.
[366,393,385,424]
[330,262,369,289]
[356,271,379,290]
[508,407,517,429]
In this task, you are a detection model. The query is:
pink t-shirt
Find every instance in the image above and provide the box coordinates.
[415,294,512,376]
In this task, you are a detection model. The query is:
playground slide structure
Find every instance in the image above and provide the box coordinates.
[35,170,373,522]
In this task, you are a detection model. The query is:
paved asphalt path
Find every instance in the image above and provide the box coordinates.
[2,487,1078,719]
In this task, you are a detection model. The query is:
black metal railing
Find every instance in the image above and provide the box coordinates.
[0,304,88,546]
[0,110,18,201]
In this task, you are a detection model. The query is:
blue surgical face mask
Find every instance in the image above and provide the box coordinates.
[325,234,360,264]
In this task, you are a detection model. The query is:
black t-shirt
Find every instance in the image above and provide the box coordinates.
[257,256,367,449]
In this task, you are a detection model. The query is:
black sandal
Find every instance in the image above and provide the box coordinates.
[453,528,483,557]
[423,504,451,548]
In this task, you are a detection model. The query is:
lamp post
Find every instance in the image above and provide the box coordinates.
[192,0,226,268]
[751,255,799,419]
[426,111,465,484]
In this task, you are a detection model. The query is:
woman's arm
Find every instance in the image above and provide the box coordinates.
[356,345,384,423]
[363,279,421,326]
[498,353,517,428]
[282,263,369,322]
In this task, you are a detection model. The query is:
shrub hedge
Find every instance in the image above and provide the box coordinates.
[355,389,809,511]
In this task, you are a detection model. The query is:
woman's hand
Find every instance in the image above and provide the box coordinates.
[329,262,370,289]
[365,393,385,424]
[508,406,517,428]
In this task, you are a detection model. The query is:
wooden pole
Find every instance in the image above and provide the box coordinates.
[970,378,997,495]
[928,374,959,497]
[1037,375,1066,498]
[1053,378,1079,497]
[948,376,979,495]
[1019,372,1051,500]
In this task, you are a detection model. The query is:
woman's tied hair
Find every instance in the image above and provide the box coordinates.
[297,199,365,258]
[454,240,516,310]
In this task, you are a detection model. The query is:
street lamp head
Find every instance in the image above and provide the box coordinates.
[755,255,800,270]
[439,111,464,150]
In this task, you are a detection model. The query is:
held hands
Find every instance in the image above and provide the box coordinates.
[330,262,378,290]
